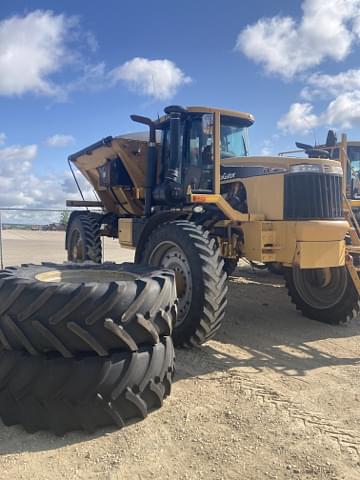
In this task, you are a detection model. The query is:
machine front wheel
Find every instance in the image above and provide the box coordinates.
[284,266,359,325]
[138,221,228,347]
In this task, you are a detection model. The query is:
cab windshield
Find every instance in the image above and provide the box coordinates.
[348,146,360,198]
[348,146,360,175]
[220,115,249,159]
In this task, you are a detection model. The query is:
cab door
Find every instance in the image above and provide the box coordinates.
[182,113,215,193]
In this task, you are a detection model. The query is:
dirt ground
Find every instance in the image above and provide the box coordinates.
[0,231,359,479]
[0,230,131,266]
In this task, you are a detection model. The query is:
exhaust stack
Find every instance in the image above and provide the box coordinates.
[130,114,157,216]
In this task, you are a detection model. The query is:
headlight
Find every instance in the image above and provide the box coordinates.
[290,164,343,175]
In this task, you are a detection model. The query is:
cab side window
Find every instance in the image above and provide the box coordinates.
[184,114,214,192]
[188,115,214,167]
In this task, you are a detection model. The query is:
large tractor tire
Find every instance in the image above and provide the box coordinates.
[66,212,102,263]
[0,263,176,356]
[137,221,228,347]
[284,266,359,325]
[0,337,174,435]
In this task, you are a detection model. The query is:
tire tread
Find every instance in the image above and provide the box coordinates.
[0,338,175,435]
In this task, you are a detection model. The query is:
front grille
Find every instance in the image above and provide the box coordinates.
[284,173,343,220]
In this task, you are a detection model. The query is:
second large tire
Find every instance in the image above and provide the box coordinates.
[284,266,359,325]
[0,337,174,435]
[137,221,228,347]
[0,262,177,356]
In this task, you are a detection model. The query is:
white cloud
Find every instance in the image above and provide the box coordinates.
[110,57,192,100]
[0,143,93,212]
[0,132,6,145]
[279,91,360,133]
[325,91,360,127]
[285,66,360,131]
[0,144,37,164]
[260,146,272,155]
[303,69,360,99]
[0,12,191,101]
[85,31,99,53]
[277,103,319,133]
[236,0,360,79]
[0,10,77,97]
[46,134,75,147]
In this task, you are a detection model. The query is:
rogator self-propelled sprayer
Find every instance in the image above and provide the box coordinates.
[66,105,360,346]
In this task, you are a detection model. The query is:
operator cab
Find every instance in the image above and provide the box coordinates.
[156,106,253,195]
[130,105,254,215]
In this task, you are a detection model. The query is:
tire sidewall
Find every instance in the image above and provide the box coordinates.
[285,266,358,324]
[140,222,207,343]
[67,215,88,261]
[0,263,177,352]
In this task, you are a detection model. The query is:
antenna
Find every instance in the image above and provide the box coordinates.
[313,129,317,147]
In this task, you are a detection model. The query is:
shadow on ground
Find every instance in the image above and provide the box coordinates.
[177,267,360,380]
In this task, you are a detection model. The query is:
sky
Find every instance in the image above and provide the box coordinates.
[1,0,360,222]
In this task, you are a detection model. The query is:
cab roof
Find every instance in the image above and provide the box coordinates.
[155,105,255,127]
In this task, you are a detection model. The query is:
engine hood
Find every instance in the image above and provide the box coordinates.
[220,155,342,181]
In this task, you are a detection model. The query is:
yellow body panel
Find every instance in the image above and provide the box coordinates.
[241,220,349,268]
[294,241,345,269]
[221,155,342,169]
[189,193,264,221]
[242,174,284,220]
[351,199,360,208]
[221,156,342,220]
[241,222,277,262]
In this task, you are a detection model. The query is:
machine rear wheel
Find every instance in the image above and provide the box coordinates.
[138,221,228,347]
[284,266,359,325]
[66,212,102,263]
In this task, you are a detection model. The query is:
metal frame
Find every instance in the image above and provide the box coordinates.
[214,111,221,195]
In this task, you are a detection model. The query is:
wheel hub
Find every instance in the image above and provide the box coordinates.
[148,243,192,326]
[293,267,347,310]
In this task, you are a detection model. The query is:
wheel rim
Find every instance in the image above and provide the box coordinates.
[69,228,84,262]
[292,267,347,310]
[148,242,192,326]
[35,269,136,283]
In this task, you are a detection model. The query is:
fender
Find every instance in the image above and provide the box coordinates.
[134,210,188,263]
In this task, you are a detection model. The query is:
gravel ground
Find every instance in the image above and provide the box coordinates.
[0,231,359,479]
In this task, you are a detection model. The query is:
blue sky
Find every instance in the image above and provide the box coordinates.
[1,0,360,215]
